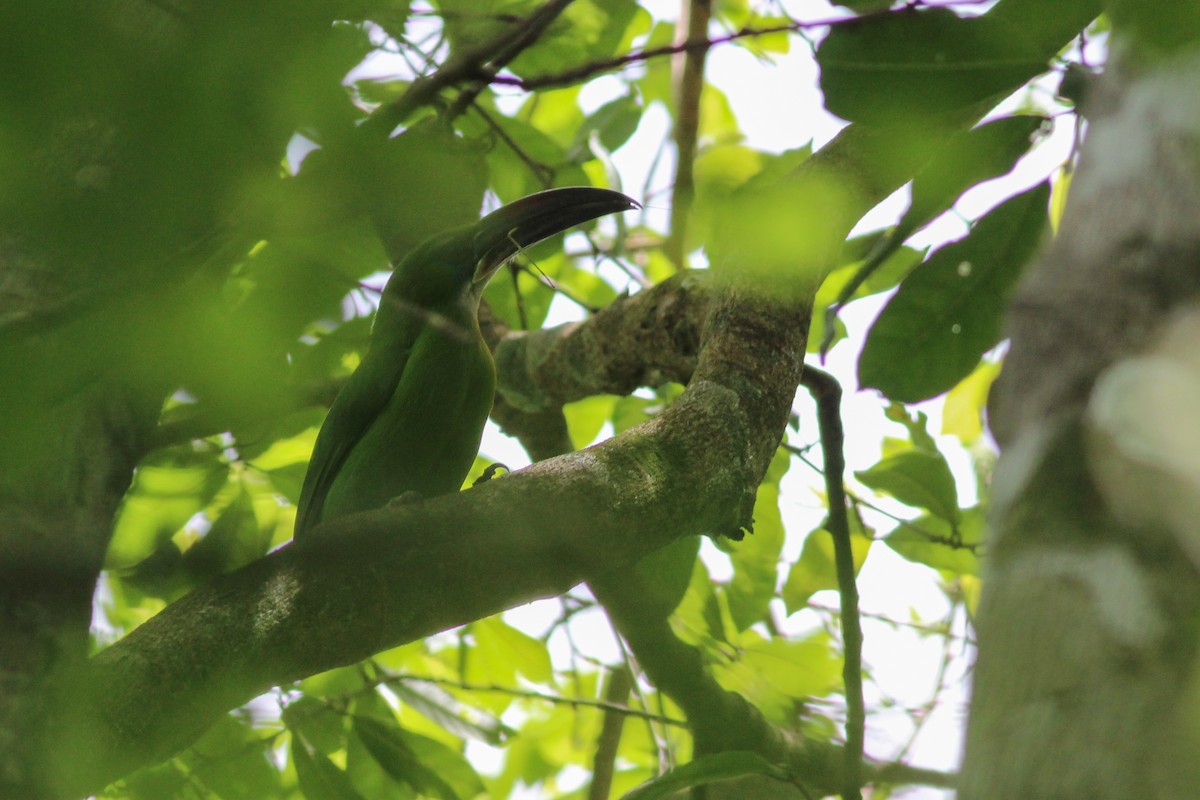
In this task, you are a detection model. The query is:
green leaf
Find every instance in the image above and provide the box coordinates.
[553,260,620,310]
[623,751,791,799]
[108,446,229,569]
[440,0,541,56]
[885,506,985,575]
[782,514,873,613]
[472,617,553,684]
[859,181,1050,402]
[855,448,959,524]
[737,15,792,55]
[509,0,640,77]
[353,717,484,800]
[568,93,643,163]
[942,360,1001,442]
[727,449,787,630]
[283,696,347,756]
[818,8,1047,124]
[368,122,490,262]
[717,631,843,721]
[120,761,189,800]
[671,558,720,647]
[398,729,487,800]
[883,404,941,453]
[182,716,281,800]
[812,238,924,352]
[183,485,271,582]
[518,86,584,149]
[563,394,618,448]
[300,664,368,699]
[632,536,702,620]
[704,167,855,300]
[905,115,1047,235]
[390,680,513,746]
[292,736,367,800]
[483,262,556,331]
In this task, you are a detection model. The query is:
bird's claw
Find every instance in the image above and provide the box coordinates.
[473,463,510,486]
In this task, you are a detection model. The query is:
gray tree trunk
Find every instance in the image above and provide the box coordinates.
[963,42,1200,799]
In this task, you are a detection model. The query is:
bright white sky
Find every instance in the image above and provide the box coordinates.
[353,2,1093,796]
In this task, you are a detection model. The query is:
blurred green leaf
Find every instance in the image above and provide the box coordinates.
[726,449,788,630]
[283,696,348,756]
[811,238,924,353]
[705,163,853,299]
[672,558,719,647]
[509,0,640,76]
[108,447,229,569]
[633,536,702,620]
[354,716,483,800]
[390,680,513,746]
[471,617,553,684]
[567,93,643,163]
[367,122,491,262]
[483,262,555,331]
[818,8,1045,124]
[292,735,367,800]
[942,360,1001,443]
[624,751,790,799]
[906,115,1047,235]
[716,630,842,722]
[183,485,272,582]
[439,0,541,54]
[884,404,941,453]
[181,716,281,800]
[118,761,189,800]
[519,87,584,149]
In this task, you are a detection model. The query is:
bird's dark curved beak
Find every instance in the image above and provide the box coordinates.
[472,187,640,282]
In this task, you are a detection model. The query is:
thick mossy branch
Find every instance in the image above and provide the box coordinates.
[492,270,711,412]
[53,291,778,797]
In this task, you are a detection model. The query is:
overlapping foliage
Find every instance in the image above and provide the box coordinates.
[1,1,1108,797]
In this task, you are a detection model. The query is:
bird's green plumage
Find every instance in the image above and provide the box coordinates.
[294,187,638,538]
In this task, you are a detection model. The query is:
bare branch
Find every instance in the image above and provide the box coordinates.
[801,366,864,800]
[665,0,712,269]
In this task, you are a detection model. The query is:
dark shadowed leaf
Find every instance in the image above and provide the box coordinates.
[293,738,367,800]
[859,181,1049,402]
[818,8,1046,124]
[624,751,791,799]
[906,115,1047,234]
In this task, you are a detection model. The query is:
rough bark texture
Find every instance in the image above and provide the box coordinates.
[964,44,1200,798]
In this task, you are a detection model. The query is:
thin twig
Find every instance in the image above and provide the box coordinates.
[781,441,982,553]
[491,20,807,91]
[800,366,864,800]
[589,667,633,800]
[390,675,686,727]
[665,0,712,268]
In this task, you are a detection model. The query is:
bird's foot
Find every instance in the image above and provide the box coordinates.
[472,463,510,486]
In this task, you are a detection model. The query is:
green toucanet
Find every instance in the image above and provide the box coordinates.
[293,187,638,538]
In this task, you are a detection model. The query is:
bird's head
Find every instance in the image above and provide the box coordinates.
[387,187,639,310]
